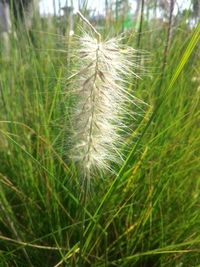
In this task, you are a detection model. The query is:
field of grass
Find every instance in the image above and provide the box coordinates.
[0,4,200,267]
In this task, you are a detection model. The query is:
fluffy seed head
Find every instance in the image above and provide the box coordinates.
[70,32,138,178]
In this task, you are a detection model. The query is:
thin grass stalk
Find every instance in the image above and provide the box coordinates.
[158,0,174,96]
[76,12,101,266]
[0,82,7,114]
[136,0,145,49]
[132,0,145,91]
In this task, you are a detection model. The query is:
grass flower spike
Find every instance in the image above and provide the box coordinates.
[70,19,138,180]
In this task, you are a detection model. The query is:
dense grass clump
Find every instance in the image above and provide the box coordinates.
[0,3,199,267]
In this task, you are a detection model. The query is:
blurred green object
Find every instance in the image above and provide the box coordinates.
[124,13,134,30]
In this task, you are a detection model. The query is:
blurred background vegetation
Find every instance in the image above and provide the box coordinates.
[0,0,199,266]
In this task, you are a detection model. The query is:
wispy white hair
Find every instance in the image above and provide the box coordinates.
[70,32,139,179]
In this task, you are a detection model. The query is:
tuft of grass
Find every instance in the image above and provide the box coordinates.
[0,4,199,267]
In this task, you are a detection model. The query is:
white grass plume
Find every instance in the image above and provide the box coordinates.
[70,32,139,179]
